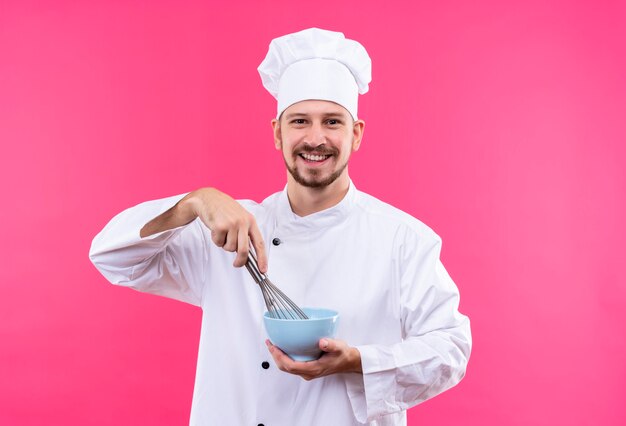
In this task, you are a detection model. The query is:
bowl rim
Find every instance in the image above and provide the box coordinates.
[263,307,339,322]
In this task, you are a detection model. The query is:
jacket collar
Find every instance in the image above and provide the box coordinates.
[275,180,357,232]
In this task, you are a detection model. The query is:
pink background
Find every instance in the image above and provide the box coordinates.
[1,0,625,424]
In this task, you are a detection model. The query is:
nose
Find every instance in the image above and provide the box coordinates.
[304,122,326,147]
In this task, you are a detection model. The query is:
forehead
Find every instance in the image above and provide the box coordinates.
[282,100,351,118]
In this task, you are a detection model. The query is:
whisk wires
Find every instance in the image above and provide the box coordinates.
[245,248,308,320]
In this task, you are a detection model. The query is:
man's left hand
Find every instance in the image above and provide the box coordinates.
[265,338,362,381]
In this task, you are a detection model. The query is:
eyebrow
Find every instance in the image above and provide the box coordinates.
[284,112,348,120]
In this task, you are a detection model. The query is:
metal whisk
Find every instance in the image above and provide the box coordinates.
[245,248,308,320]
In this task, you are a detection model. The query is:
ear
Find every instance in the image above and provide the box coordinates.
[351,120,365,152]
[271,119,282,150]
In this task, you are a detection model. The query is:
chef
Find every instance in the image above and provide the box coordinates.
[90,28,472,425]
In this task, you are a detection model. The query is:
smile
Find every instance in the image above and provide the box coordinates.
[299,153,331,162]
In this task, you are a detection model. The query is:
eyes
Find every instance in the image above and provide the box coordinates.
[290,118,342,127]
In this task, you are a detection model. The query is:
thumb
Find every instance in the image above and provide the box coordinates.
[319,338,338,352]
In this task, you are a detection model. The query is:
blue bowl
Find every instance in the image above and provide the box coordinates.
[263,308,339,362]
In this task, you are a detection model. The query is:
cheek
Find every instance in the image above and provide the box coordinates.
[341,135,356,153]
[280,133,301,150]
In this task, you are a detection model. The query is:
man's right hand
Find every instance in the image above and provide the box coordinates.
[140,188,267,273]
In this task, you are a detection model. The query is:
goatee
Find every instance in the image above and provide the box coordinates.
[283,144,349,188]
[284,158,348,188]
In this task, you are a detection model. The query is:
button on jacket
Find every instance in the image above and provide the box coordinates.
[89,182,472,425]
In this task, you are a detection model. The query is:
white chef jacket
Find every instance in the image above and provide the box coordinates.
[89,181,471,425]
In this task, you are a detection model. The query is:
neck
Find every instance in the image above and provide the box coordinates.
[286,172,351,217]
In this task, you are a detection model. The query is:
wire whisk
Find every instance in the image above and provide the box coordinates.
[245,248,308,320]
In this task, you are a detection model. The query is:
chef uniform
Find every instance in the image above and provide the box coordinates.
[90,28,471,426]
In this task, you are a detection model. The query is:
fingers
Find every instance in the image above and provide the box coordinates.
[267,338,357,378]
[195,187,264,269]
[266,340,289,364]
[249,221,267,273]
[223,227,239,252]
[233,215,264,269]
[233,227,250,268]
[266,340,322,380]
[210,228,227,248]
[266,340,297,368]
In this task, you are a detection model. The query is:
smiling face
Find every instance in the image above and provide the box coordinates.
[272,100,365,190]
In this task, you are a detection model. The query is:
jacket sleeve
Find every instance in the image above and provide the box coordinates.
[89,194,209,307]
[348,229,472,422]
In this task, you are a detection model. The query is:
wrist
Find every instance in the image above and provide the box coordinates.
[348,347,363,374]
[176,191,203,223]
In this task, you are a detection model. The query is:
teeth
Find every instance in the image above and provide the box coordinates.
[302,153,329,161]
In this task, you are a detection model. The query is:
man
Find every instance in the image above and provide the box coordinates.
[90,28,471,425]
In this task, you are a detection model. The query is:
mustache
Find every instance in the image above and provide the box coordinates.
[297,145,338,156]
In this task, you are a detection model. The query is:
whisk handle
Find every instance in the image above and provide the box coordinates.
[245,249,266,284]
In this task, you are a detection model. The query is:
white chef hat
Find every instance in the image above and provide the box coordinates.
[258,28,372,120]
